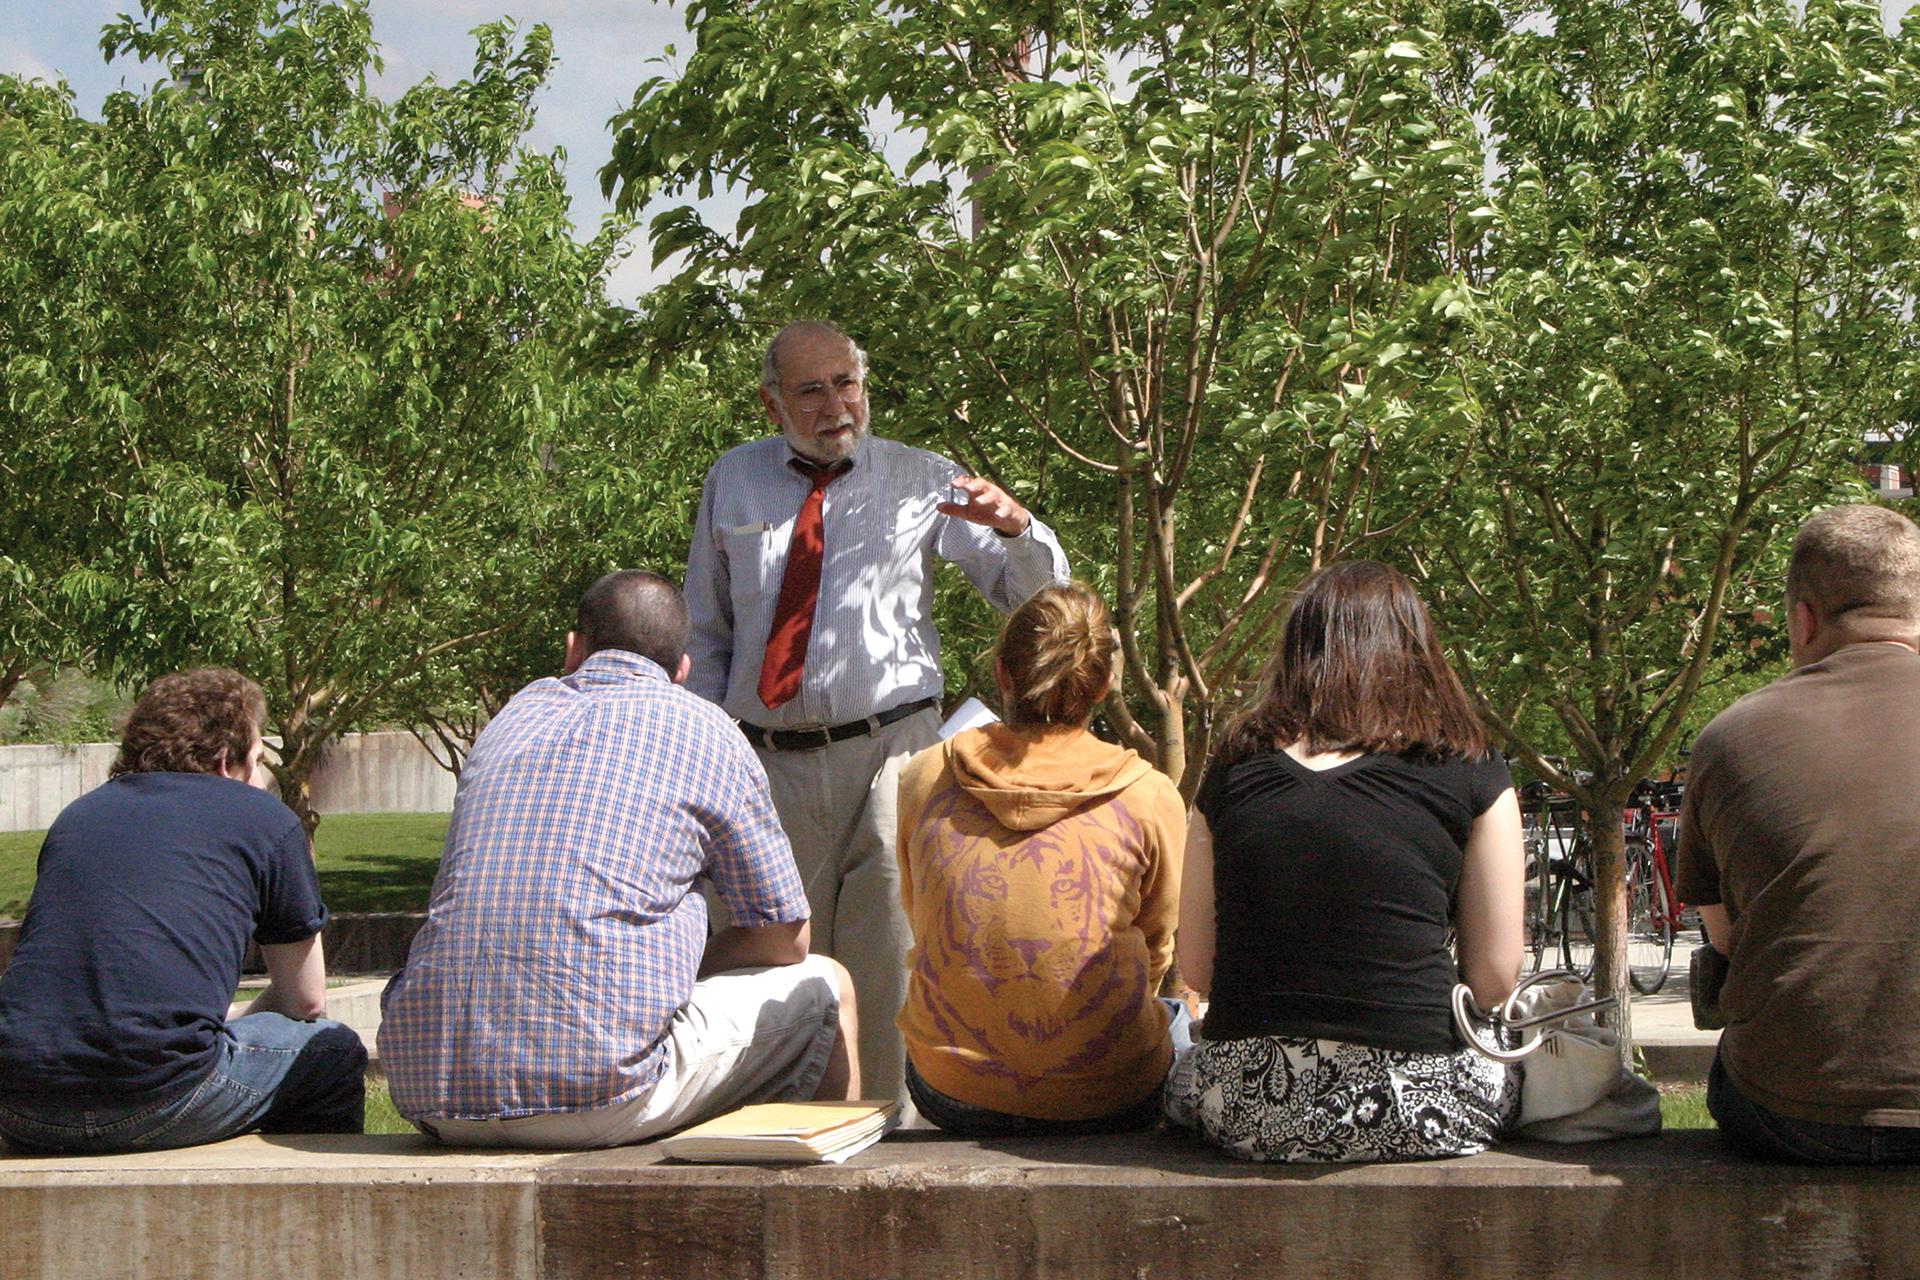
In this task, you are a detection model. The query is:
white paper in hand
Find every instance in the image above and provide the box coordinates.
[938,697,999,739]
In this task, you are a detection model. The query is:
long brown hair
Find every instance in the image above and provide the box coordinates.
[1217,560,1488,765]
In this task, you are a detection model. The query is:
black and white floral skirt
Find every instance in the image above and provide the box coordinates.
[1162,1034,1519,1163]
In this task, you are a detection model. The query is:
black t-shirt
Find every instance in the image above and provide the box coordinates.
[0,773,327,1107]
[1196,747,1511,1053]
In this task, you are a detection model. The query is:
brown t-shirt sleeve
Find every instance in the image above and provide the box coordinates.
[1674,741,1722,907]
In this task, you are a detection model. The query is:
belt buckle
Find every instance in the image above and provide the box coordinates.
[782,723,834,752]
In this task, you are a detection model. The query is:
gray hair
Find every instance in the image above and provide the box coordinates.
[761,320,869,399]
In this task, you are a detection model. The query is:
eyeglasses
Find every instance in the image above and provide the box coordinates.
[786,377,866,415]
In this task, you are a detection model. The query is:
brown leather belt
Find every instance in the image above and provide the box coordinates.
[738,697,939,752]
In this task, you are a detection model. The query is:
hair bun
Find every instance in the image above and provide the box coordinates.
[994,582,1115,726]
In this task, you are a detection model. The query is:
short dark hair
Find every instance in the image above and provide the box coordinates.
[575,570,688,670]
[1217,560,1488,766]
[1787,503,1920,627]
[111,667,266,778]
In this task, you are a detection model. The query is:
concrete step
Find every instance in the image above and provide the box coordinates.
[4,1130,1914,1279]
[2,910,425,978]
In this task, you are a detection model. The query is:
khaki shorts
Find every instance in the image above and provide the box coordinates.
[421,956,841,1149]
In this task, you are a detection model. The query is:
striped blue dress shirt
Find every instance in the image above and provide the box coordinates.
[685,433,1070,727]
[378,650,808,1120]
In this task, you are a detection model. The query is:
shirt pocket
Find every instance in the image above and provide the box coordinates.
[722,523,785,606]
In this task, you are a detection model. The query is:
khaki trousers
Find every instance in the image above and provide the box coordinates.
[416,958,843,1150]
[753,706,940,1113]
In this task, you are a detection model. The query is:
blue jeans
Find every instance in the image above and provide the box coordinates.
[1708,1054,1920,1165]
[0,1014,366,1155]
[908,998,1193,1139]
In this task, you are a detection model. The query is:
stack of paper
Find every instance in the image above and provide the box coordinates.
[657,1100,900,1164]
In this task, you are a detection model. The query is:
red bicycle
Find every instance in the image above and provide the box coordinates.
[1622,778,1687,994]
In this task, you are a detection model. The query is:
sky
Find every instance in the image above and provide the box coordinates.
[0,0,713,303]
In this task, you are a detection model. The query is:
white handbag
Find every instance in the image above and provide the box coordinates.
[1452,970,1662,1141]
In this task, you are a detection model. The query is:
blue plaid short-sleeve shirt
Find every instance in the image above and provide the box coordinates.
[378,650,807,1120]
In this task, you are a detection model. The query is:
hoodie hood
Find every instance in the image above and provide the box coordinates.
[945,723,1155,830]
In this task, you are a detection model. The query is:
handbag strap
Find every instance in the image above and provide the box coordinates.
[1452,969,1620,1064]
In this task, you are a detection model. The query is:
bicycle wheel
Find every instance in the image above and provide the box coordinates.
[1523,832,1549,974]
[1558,841,1597,982]
[1627,841,1675,994]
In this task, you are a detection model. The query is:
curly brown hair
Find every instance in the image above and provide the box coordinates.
[110,668,267,779]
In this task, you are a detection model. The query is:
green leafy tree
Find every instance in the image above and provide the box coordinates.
[604,0,1497,791]
[404,348,749,775]
[7,0,641,832]
[1415,0,1919,1041]
[0,79,139,709]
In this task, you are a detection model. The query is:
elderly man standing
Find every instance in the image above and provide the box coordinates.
[1678,503,1920,1163]
[685,320,1069,1105]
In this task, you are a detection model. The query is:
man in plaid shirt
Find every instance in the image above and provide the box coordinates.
[379,571,859,1147]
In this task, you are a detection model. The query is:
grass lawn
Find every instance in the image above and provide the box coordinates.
[365,1078,418,1135]
[0,829,40,917]
[306,811,449,913]
[1659,1083,1715,1130]
[0,811,449,920]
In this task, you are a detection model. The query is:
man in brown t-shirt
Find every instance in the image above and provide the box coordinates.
[1678,503,1920,1163]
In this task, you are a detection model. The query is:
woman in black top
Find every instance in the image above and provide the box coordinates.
[1163,561,1525,1161]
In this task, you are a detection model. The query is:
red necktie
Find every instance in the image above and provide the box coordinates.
[758,461,845,710]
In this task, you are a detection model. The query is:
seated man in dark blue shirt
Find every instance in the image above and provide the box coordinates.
[0,668,366,1154]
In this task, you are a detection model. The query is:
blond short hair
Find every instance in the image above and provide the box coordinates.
[994,582,1116,726]
[1787,504,1920,626]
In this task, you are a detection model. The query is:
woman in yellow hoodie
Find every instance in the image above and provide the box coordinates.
[895,582,1188,1136]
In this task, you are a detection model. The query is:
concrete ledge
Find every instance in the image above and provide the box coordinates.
[4,1130,1915,1279]
[242,911,425,976]
[3,911,426,978]
[1641,1040,1717,1082]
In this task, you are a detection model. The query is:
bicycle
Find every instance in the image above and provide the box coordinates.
[1623,778,1687,994]
[1555,830,1598,982]
[1520,778,1583,975]
[1521,772,1690,992]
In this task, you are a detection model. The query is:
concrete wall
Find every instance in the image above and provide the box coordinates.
[0,731,456,833]
[303,731,459,816]
[6,1131,1920,1279]
[0,743,116,833]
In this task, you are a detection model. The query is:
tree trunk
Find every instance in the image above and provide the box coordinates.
[1157,686,1188,791]
[0,655,28,714]
[277,760,320,844]
[274,692,325,846]
[1587,798,1634,1069]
